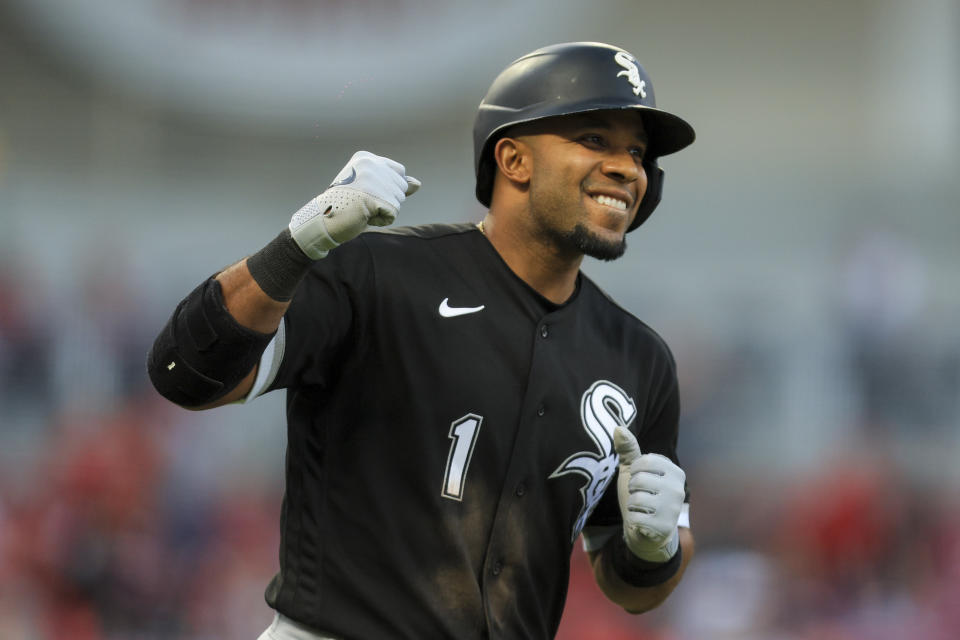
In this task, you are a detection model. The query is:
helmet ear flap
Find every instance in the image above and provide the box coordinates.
[629,160,663,231]
[476,156,495,208]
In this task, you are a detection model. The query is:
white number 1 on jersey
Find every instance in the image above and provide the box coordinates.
[441,413,483,501]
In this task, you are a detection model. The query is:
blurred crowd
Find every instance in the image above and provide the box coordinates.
[0,258,281,639]
[1,227,958,639]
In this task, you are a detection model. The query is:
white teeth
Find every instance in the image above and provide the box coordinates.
[592,194,628,211]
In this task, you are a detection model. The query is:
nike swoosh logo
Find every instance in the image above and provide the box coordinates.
[329,167,357,187]
[439,298,485,318]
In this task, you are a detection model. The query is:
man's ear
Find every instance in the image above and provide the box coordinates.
[493,137,532,187]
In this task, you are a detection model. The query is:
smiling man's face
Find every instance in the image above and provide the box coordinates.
[513,110,649,261]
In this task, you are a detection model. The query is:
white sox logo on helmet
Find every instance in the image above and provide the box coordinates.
[550,380,638,542]
[614,51,647,98]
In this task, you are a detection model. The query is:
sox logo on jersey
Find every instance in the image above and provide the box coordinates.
[550,380,637,542]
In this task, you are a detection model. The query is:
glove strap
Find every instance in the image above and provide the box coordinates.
[247,229,315,302]
[603,532,683,588]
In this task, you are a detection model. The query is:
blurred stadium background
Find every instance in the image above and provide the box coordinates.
[1,0,958,638]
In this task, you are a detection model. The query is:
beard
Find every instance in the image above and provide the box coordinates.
[526,176,631,261]
[542,221,628,261]
[530,172,627,262]
[570,223,628,261]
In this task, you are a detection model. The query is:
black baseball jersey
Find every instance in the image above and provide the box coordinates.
[247,223,685,639]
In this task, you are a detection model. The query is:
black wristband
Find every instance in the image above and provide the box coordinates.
[246,229,315,302]
[602,533,683,588]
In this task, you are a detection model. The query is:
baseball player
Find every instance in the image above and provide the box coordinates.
[148,42,695,639]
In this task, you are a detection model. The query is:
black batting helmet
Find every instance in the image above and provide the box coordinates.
[473,42,695,230]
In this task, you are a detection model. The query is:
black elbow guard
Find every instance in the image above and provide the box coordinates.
[147,277,275,407]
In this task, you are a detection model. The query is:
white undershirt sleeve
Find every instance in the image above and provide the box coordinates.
[243,319,286,403]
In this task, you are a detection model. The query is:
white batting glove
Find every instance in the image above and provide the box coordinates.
[613,426,686,564]
[289,151,421,259]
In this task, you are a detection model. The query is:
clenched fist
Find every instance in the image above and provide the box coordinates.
[289,151,421,259]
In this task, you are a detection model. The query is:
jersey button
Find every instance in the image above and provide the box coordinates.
[492,561,503,576]
[515,483,526,497]
[537,405,545,417]
[540,324,549,338]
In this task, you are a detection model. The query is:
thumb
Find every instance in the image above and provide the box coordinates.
[613,426,642,466]
[404,176,421,196]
